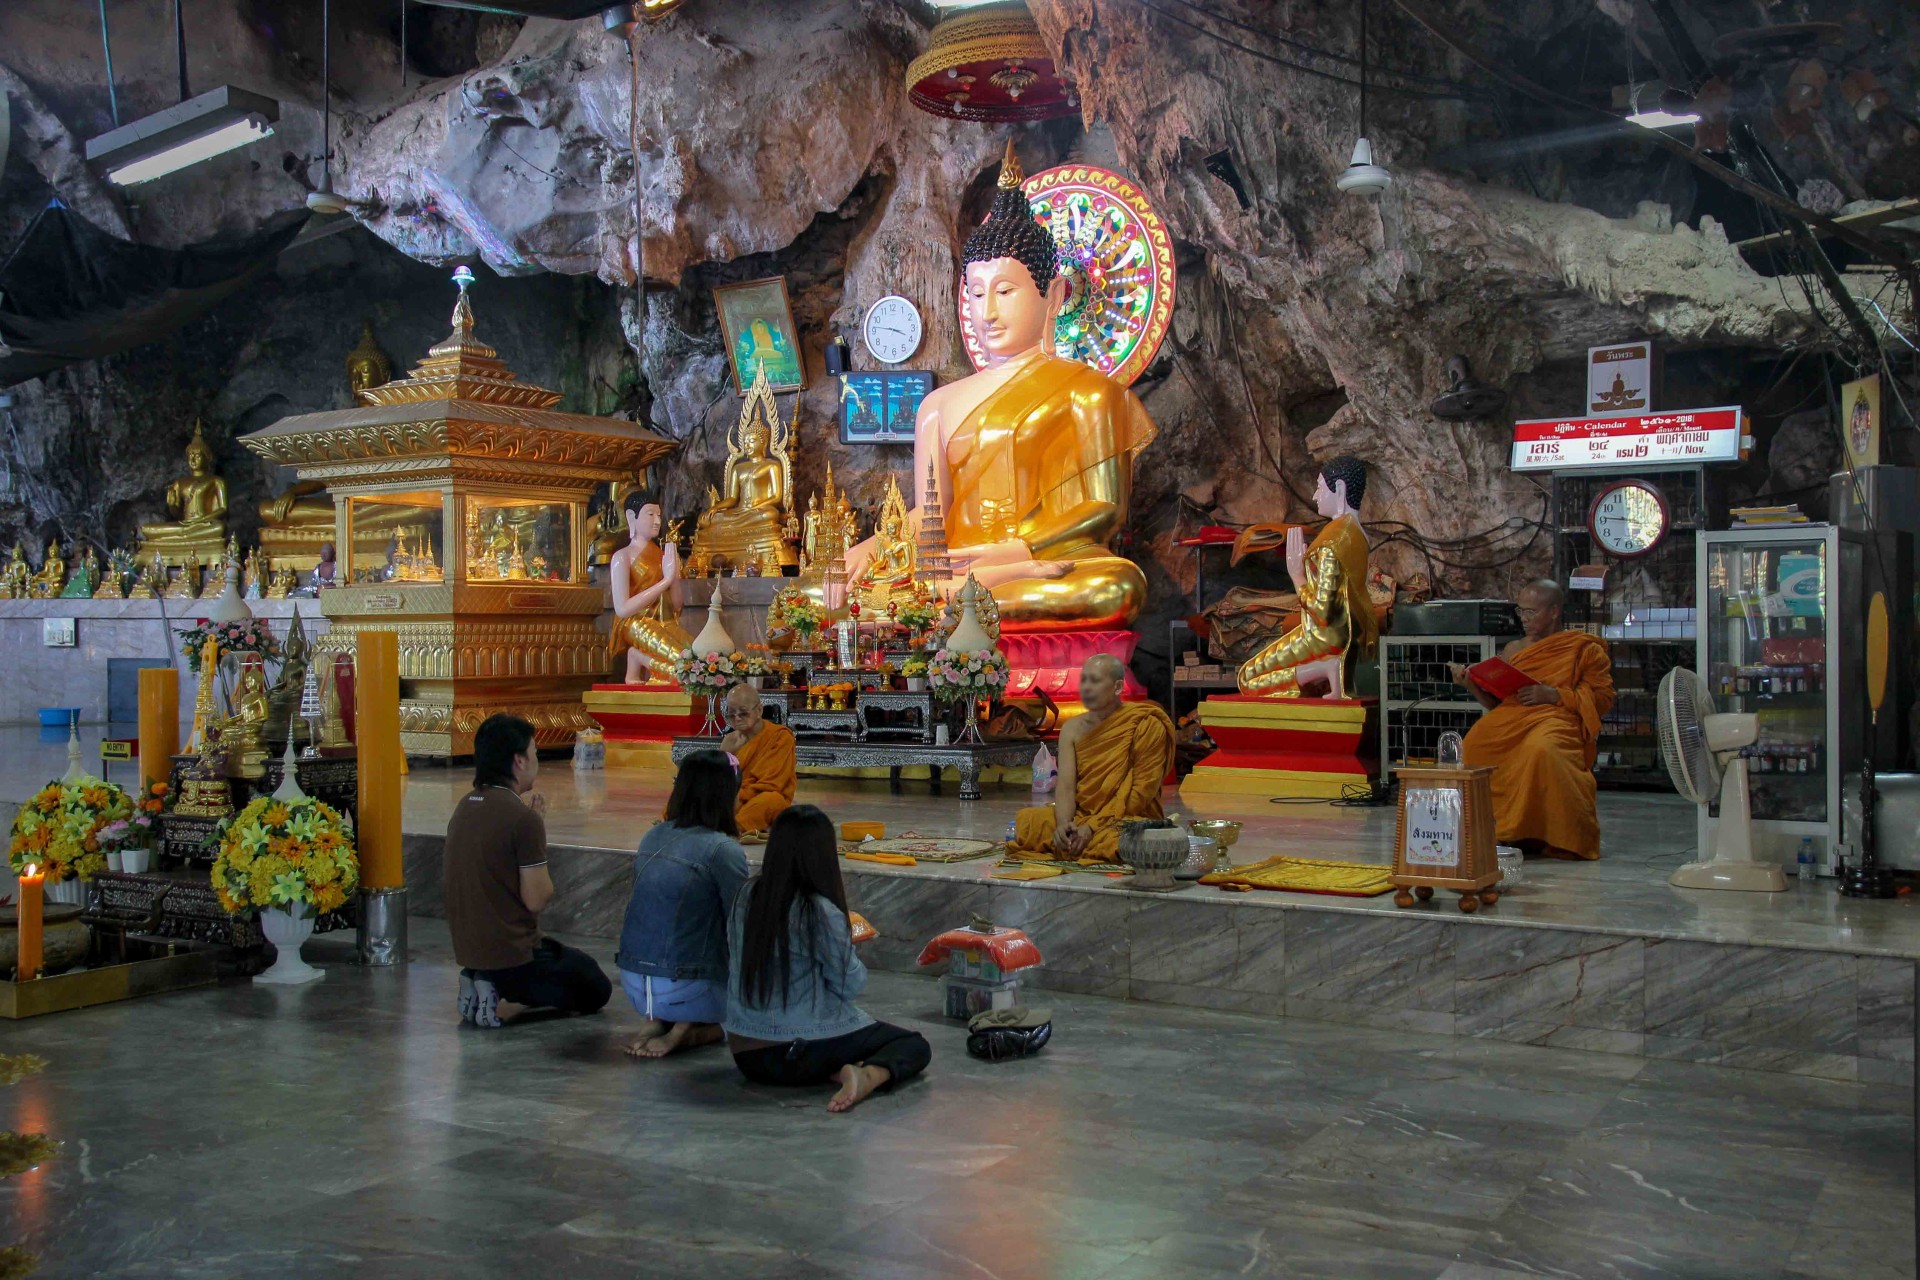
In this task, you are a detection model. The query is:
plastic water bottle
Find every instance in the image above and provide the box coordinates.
[1796,838,1817,882]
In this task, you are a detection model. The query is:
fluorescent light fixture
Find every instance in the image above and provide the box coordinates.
[1616,81,1700,130]
[85,85,278,186]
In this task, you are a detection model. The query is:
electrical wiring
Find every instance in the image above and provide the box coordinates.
[1155,0,1472,92]
[1137,0,1475,102]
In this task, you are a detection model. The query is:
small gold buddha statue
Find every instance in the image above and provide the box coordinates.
[843,140,1156,634]
[26,539,66,599]
[127,556,161,599]
[174,725,236,819]
[849,476,919,611]
[608,490,693,684]
[795,463,860,610]
[0,543,29,598]
[137,421,229,568]
[689,360,798,575]
[93,549,127,599]
[221,653,273,779]
[163,552,202,600]
[1237,456,1378,698]
[346,319,393,393]
[266,560,295,599]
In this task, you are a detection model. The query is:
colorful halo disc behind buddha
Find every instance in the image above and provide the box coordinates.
[959,163,1176,388]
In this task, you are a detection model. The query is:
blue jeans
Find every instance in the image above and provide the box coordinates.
[619,968,726,1024]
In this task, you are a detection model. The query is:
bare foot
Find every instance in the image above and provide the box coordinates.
[620,1019,668,1056]
[626,1022,723,1059]
[828,1062,893,1113]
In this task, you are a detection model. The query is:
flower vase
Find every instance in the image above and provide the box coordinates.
[121,846,152,874]
[957,699,986,745]
[697,695,724,737]
[906,677,926,692]
[256,906,324,985]
[45,878,86,907]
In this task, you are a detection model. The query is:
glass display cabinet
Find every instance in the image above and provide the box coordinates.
[463,495,578,584]
[346,492,447,584]
[1696,526,1865,867]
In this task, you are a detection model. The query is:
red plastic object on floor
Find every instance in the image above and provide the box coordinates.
[917,925,1044,974]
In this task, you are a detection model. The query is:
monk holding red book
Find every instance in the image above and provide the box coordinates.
[1450,580,1615,860]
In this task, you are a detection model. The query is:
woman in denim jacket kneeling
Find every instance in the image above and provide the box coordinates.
[616,749,749,1058]
[726,804,931,1112]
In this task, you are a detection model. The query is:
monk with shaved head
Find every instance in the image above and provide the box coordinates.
[1007,654,1176,862]
[718,683,796,834]
[1450,579,1615,860]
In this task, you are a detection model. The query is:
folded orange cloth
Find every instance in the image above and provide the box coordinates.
[846,850,916,867]
[849,911,878,943]
[840,821,885,841]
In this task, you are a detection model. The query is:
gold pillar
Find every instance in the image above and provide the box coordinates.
[355,633,404,891]
[138,667,180,793]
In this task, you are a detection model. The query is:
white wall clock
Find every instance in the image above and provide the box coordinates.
[862,295,923,365]
[1588,478,1670,558]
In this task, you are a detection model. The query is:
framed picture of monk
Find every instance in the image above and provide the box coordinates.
[715,276,806,395]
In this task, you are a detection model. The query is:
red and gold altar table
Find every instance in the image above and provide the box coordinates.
[1178,695,1378,802]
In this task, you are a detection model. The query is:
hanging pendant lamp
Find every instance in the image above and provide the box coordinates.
[1337,0,1392,197]
[307,0,351,213]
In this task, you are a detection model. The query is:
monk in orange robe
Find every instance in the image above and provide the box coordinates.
[1454,580,1615,860]
[1009,655,1176,862]
[718,684,796,833]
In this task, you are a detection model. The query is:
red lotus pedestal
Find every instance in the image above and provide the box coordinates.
[999,629,1147,705]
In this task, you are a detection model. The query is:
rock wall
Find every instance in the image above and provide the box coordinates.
[2,0,1913,694]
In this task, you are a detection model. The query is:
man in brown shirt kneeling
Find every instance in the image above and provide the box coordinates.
[446,713,612,1028]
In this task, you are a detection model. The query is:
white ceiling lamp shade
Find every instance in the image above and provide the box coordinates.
[1619,81,1701,130]
[86,86,278,186]
[1339,0,1392,198]
[1338,137,1393,195]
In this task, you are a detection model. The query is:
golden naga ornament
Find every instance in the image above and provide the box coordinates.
[137,421,230,568]
[689,360,798,576]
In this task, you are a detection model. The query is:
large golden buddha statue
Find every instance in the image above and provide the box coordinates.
[849,475,920,611]
[257,479,440,572]
[608,490,693,684]
[844,142,1154,633]
[690,361,797,575]
[138,422,230,567]
[1236,456,1378,698]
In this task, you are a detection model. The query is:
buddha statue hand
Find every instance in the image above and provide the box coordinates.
[1285,526,1307,585]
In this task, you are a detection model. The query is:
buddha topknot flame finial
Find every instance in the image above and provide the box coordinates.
[996,136,1024,189]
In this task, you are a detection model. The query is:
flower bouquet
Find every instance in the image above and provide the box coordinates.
[210,794,359,984]
[176,617,281,673]
[896,597,939,642]
[901,656,929,692]
[672,649,738,735]
[769,590,824,647]
[927,647,1010,742]
[95,811,158,873]
[9,776,134,886]
[734,647,774,687]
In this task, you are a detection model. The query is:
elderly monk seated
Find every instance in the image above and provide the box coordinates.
[717,684,796,834]
[1451,580,1615,861]
[1008,655,1177,862]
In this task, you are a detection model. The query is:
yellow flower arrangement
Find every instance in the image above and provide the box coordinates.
[7,776,133,882]
[209,795,359,918]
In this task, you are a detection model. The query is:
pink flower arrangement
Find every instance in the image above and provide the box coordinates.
[926,646,1009,705]
[670,648,738,695]
[176,617,283,673]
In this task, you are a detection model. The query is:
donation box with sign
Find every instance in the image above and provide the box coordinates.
[1392,764,1500,912]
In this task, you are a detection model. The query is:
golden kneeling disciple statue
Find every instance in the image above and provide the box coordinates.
[1237,456,1378,698]
[690,360,797,574]
[843,142,1154,634]
[138,421,230,567]
[608,492,692,684]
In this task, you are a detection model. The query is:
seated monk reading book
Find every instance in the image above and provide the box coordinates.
[719,684,796,834]
[1008,655,1176,862]
[1450,580,1615,860]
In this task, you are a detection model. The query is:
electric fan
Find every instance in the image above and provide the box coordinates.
[1658,667,1788,892]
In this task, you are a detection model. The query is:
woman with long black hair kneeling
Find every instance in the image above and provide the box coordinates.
[726,804,931,1112]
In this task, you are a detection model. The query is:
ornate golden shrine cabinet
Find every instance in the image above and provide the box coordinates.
[241,271,673,756]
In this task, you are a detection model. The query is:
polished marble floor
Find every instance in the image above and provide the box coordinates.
[7,724,1920,958]
[2,918,1913,1280]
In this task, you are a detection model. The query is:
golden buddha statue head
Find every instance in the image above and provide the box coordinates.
[961,141,1068,364]
[184,422,214,475]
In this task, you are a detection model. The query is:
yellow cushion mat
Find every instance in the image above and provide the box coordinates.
[1199,855,1395,898]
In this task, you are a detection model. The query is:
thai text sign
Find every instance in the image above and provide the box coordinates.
[1402,788,1462,869]
[1511,406,1746,472]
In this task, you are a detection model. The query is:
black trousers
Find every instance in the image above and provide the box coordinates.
[733,1020,930,1090]
[477,938,613,1015]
